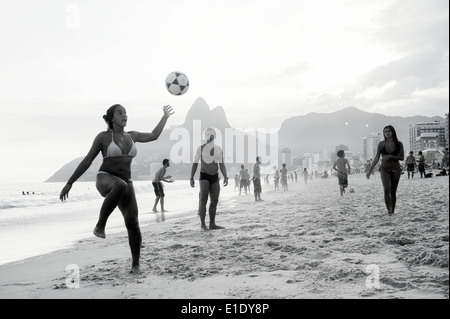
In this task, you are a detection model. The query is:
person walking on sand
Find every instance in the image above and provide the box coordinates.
[152,159,174,213]
[301,168,309,186]
[190,128,228,231]
[281,164,288,191]
[405,151,417,179]
[59,104,174,274]
[333,150,351,196]
[366,125,404,215]
[417,151,426,178]
[253,156,263,202]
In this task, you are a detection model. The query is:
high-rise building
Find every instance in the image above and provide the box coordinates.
[363,133,382,161]
[409,121,446,153]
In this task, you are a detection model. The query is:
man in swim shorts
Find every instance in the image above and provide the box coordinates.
[190,128,228,231]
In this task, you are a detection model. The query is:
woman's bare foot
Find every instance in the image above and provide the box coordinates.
[130,265,141,274]
[93,226,106,239]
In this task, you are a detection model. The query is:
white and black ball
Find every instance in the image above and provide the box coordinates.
[165,71,189,96]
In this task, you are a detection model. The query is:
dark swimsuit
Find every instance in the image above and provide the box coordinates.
[200,172,219,184]
[380,141,401,173]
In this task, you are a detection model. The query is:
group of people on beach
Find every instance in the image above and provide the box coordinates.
[405,148,449,179]
[58,102,417,274]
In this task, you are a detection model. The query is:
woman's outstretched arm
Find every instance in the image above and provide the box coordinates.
[132,105,174,143]
[60,133,103,201]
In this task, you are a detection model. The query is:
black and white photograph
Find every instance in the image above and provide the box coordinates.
[0,0,448,303]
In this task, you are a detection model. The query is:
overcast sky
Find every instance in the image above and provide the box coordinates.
[0,0,448,183]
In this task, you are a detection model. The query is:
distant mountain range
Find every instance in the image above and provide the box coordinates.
[277,106,443,156]
[45,98,444,182]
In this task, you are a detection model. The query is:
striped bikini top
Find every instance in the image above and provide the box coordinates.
[104,131,137,158]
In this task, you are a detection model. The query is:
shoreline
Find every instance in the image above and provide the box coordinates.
[0,174,448,299]
[0,179,235,267]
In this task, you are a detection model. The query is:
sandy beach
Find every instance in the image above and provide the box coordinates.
[0,173,448,300]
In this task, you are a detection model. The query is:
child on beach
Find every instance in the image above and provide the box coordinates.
[333,150,351,196]
[152,159,174,213]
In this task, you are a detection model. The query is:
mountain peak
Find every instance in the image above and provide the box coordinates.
[182,98,231,129]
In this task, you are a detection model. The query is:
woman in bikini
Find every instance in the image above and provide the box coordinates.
[59,104,174,274]
[366,125,404,215]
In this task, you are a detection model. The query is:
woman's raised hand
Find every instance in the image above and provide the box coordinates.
[163,105,174,117]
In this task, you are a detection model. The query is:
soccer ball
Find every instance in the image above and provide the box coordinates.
[165,71,189,96]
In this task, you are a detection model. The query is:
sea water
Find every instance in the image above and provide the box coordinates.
[0,180,237,266]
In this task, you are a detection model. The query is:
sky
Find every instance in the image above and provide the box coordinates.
[0,0,448,184]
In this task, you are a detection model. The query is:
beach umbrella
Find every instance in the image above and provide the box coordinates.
[422,149,444,163]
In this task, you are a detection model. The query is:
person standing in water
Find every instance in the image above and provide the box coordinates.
[190,128,228,231]
[60,104,174,274]
[366,125,404,215]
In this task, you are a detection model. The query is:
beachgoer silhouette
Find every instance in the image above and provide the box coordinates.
[190,128,228,231]
[152,159,174,213]
[60,104,174,274]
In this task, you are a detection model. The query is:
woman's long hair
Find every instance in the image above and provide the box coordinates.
[383,125,399,143]
[102,104,122,130]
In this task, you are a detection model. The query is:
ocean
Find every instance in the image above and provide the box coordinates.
[0,180,238,266]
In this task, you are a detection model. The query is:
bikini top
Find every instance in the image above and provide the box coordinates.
[104,131,137,158]
[381,141,400,155]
